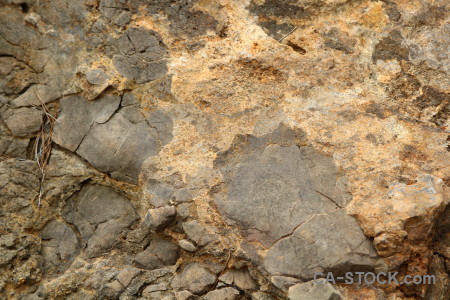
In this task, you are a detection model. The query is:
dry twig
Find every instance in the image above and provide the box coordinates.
[33,87,58,207]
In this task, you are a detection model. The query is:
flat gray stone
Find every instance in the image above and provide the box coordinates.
[204,287,240,300]
[76,113,159,182]
[213,126,379,281]
[85,68,109,85]
[144,206,177,231]
[171,263,217,294]
[149,184,175,207]
[288,280,343,300]
[182,220,217,247]
[62,184,137,257]
[178,239,197,252]
[215,143,350,246]
[134,238,180,270]
[113,28,168,84]
[2,107,43,136]
[264,209,379,280]
[54,95,172,182]
[53,95,121,151]
[40,220,80,271]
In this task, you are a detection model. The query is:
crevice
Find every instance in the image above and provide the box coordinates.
[309,188,343,209]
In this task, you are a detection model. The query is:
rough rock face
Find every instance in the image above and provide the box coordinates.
[0,0,449,299]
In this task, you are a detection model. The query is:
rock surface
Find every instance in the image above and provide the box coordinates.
[288,280,344,300]
[0,0,448,299]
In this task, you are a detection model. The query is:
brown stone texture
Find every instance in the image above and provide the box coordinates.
[0,0,448,299]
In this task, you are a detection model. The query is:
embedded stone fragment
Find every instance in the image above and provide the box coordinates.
[178,239,197,252]
[53,95,121,151]
[204,287,240,300]
[54,94,172,182]
[134,238,180,270]
[85,68,109,85]
[40,220,80,271]
[2,107,43,136]
[182,220,217,247]
[288,280,343,300]
[76,113,159,181]
[144,206,177,231]
[62,184,137,257]
[171,263,217,294]
[113,28,168,84]
[264,209,379,280]
[215,142,351,246]
[214,127,379,280]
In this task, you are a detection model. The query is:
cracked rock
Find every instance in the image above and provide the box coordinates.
[214,126,352,247]
[264,209,379,280]
[144,206,177,231]
[40,220,80,272]
[2,107,43,136]
[182,220,217,247]
[113,28,168,84]
[171,263,217,294]
[288,280,344,300]
[204,287,240,300]
[62,184,137,258]
[134,238,180,270]
[53,95,121,151]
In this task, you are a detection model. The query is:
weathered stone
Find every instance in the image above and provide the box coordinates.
[76,113,159,182]
[134,238,180,270]
[2,0,449,299]
[2,107,43,136]
[204,287,240,300]
[288,280,343,300]
[0,136,29,158]
[219,268,257,290]
[62,184,137,257]
[114,11,131,27]
[171,263,217,294]
[144,206,177,231]
[40,220,80,271]
[174,188,193,203]
[53,95,121,151]
[214,129,351,247]
[113,28,168,84]
[270,276,300,292]
[178,239,197,252]
[265,209,379,280]
[149,184,175,207]
[174,290,194,300]
[116,266,142,288]
[182,220,217,247]
[85,68,109,85]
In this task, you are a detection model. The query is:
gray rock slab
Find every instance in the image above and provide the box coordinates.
[215,143,350,247]
[144,206,177,231]
[182,220,217,247]
[40,220,80,271]
[134,238,180,270]
[2,107,43,136]
[53,95,121,151]
[76,113,159,182]
[113,28,168,84]
[85,68,109,85]
[171,263,217,294]
[288,280,343,300]
[55,94,172,182]
[264,209,379,280]
[62,184,137,257]
[204,287,240,300]
[213,126,379,281]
